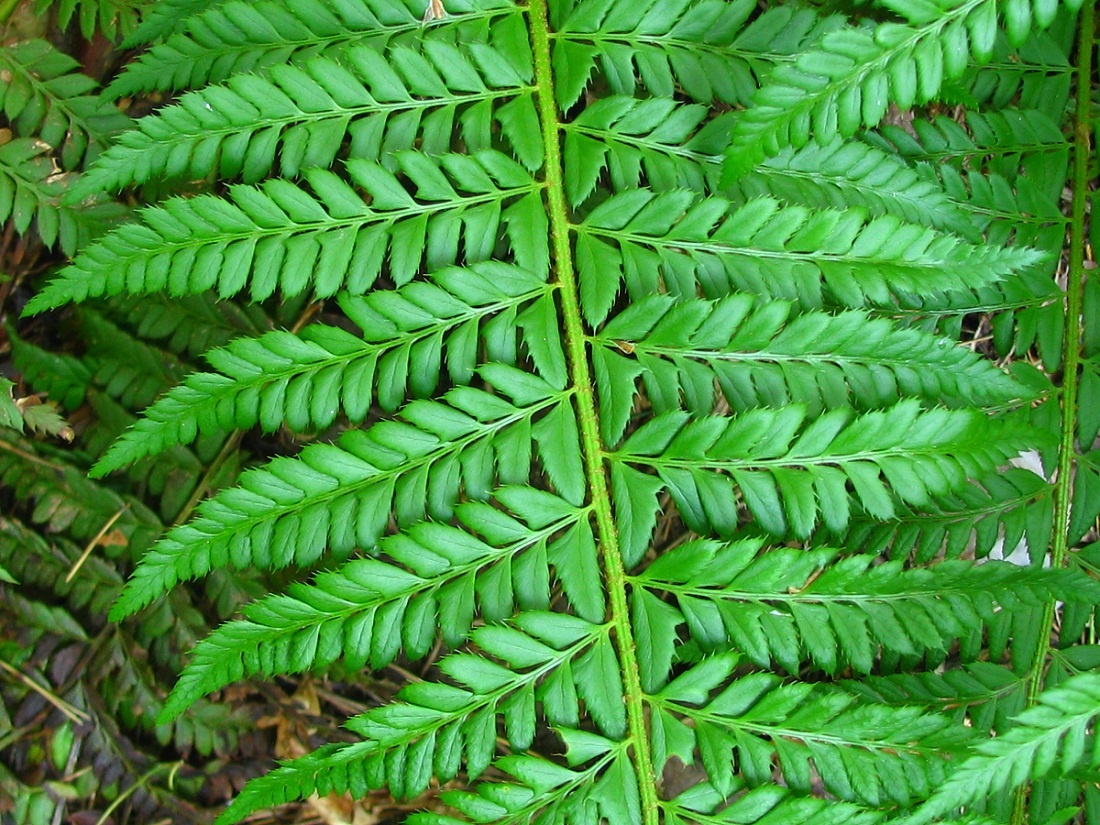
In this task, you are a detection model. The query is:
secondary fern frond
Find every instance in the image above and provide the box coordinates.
[34,0,144,40]
[86,29,537,193]
[904,672,1100,825]
[845,662,1026,731]
[159,495,592,719]
[562,97,730,204]
[594,293,1027,427]
[845,467,1053,562]
[28,150,546,312]
[123,0,226,46]
[651,660,969,806]
[575,193,1042,316]
[0,40,132,170]
[215,612,611,823]
[104,291,270,358]
[635,540,1100,673]
[551,0,839,109]
[614,401,1037,537]
[92,262,552,475]
[0,136,127,255]
[0,430,164,560]
[109,0,530,102]
[664,781,885,825]
[725,0,1079,176]
[110,368,579,618]
[730,139,977,239]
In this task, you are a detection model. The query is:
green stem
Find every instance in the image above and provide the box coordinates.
[525,2,659,822]
[1010,4,1095,823]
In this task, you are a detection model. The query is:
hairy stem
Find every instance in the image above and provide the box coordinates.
[526,2,659,821]
[1010,4,1095,822]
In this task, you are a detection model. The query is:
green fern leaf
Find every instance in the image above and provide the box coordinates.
[724,0,1075,177]
[108,0,424,98]
[562,97,731,205]
[653,667,969,805]
[903,673,1100,825]
[35,0,143,40]
[732,139,977,239]
[123,0,226,47]
[90,263,550,475]
[636,540,1100,672]
[0,40,132,170]
[158,497,590,720]
[664,781,885,825]
[552,0,831,109]
[109,371,575,618]
[27,151,545,313]
[86,30,535,193]
[576,193,1043,313]
[615,401,1038,537]
[0,136,127,254]
[19,0,1083,819]
[595,293,1029,423]
[214,613,608,822]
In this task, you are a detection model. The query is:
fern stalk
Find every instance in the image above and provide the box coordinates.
[528,0,660,821]
[1010,4,1095,822]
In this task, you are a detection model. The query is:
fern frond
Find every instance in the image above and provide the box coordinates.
[91,631,253,757]
[0,430,163,560]
[966,24,1074,116]
[614,401,1037,538]
[104,292,270,358]
[80,308,190,409]
[88,29,537,193]
[108,0,525,100]
[872,109,1069,181]
[0,40,132,170]
[575,194,1042,317]
[845,467,1053,562]
[867,109,1069,246]
[82,391,213,521]
[2,586,89,642]
[0,515,123,618]
[0,511,208,672]
[552,0,839,109]
[725,0,1077,176]
[34,0,143,40]
[159,497,591,719]
[664,781,885,825]
[903,672,1100,825]
[635,540,1100,673]
[730,139,976,239]
[844,662,1026,731]
[28,151,546,313]
[9,327,93,409]
[91,262,553,476]
[652,663,969,805]
[110,368,578,618]
[123,0,226,47]
[214,613,610,822]
[594,293,1027,429]
[108,0,422,98]
[0,137,127,254]
[562,97,731,205]
[421,755,616,825]
[867,108,1069,363]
